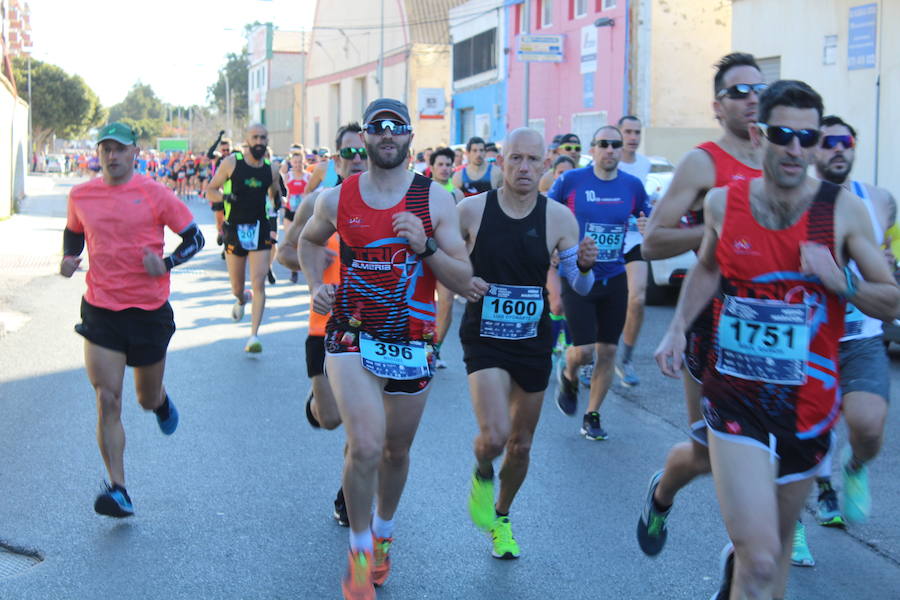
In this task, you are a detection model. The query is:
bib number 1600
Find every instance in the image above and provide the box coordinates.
[488,298,538,317]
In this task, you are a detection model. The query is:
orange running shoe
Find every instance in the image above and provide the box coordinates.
[372,536,393,587]
[341,549,375,600]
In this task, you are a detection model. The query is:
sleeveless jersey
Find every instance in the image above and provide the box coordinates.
[462,164,494,197]
[309,234,341,337]
[685,142,761,226]
[285,170,309,212]
[225,152,272,224]
[328,173,437,342]
[842,180,884,340]
[322,159,339,188]
[459,191,552,354]
[704,179,845,438]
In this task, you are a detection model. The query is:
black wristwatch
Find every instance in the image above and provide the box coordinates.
[417,237,438,258]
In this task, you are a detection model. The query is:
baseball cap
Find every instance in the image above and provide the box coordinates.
[559,133,580,145]
[363,98,411,125]
[97,122,137,145]
[549,134,563,150]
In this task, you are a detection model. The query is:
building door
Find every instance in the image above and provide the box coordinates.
[571,111,608,150]
[459,108,475,143]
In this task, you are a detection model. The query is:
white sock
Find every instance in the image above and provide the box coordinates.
[372,514,395,539]
[349,528,373,552]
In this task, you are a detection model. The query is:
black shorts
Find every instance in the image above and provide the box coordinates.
[624,244,643,264]
[284,209,296,221]
[323,329,434,395]
[462,344,552,393]
[560,272,628,346]
[306,335,326,378]
[75,298,175,367]
[224,220,274,257]
[685,301,715,382]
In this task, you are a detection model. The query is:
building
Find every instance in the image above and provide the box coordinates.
[0,0,29,217]
[449,0,510,145]
[3,0,30,58]
[304,0,466,154]
[732,0,899,197]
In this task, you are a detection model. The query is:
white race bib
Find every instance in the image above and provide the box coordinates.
[480,284,544,340]
[359,333,430,380]
[585,222,625,262]
[236,222,260,251]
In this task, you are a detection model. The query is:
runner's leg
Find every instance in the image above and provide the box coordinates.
[586,342,616,413]
[842,391,888,464]
[311,374,342,430]
[226,253,248,300]
[470,368,513,478]
[247,250,269,337]
[134,357,167,412]
[496,383,543,513]
[376,386,430,521]
[621,260,647,353]
[85,341,128,486]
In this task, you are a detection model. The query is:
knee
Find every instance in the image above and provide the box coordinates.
[136,391,162,411]
[549,299,564,316]
[381,443,411,468]
[475,429,508,460]
[595,345,617,364]
[690,442,711,473]
[627,292,645,311]
[505,436,532,462]
[348,438,383,467]
[571,345,593,365]
[734,543,781,593]
[320,414,343,431]
[95,387,122,415]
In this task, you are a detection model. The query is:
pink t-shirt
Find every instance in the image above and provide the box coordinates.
[66,174,194,311]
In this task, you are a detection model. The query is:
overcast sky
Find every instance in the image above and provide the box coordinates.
[29,0,316,108]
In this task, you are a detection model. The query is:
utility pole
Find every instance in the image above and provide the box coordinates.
[224,71,232,138]
[378,0,385,97]
[523,0,530,126]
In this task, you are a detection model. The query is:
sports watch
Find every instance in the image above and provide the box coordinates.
[417,237,438,258]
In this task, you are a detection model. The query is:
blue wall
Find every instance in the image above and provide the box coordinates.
[451,80,508,145]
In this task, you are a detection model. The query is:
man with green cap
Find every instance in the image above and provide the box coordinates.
[60,122,205,517]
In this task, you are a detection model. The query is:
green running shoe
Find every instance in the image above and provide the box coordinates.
[790,521,815,567]
[468,470,495,531]
[841,446,871,524]
[815,481,845,528]
[490,516,521,559]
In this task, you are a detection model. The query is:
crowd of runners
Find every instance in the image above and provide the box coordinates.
[58,51,899,600]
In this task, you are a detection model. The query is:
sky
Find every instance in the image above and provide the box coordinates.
[29,0,317,108]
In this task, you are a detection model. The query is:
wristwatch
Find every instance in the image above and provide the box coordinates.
[417,237,438,258]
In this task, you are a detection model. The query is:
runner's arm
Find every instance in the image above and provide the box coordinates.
[206,131,224,160]
[413,183,473,296]
[277,189,322,271]
[61,194,84,277]
[163,222,205,270]
[553,202,596,294]
[205,155,235,206]
[299,188,339,290]
[305,161,327,194]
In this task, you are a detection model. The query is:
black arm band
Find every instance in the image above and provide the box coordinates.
[211,201,225,211]
[63,227,85,257]
[164,223,205,271]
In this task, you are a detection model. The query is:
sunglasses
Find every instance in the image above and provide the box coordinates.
[716,83,768,100]
[561,144,581,152]
[757,123,821,148]
[592,139,623,149]
[339,147,368,160]
[364,119,413,136]
[820,134,855,150]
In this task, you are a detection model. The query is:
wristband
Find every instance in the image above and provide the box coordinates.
[840,265,858,300]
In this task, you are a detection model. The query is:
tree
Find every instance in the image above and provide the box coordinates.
[108,83,166,122]
[208,48,249,125]
[11,57,106,150]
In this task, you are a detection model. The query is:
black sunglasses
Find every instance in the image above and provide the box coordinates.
[364,119,413,136]
[339,147,368,160]
[757,123,821,148]
[592,139,623,149]
[717,83,768,100]
[820,134,855,150]
[561,144,581,152]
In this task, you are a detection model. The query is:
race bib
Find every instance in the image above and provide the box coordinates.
[480,284,544,340]
[585,222,625,262]
[236,222,260,251]
[844,302,865,337]
[716,295,810,385]
[288,194,303,212]
[359,333,430,380]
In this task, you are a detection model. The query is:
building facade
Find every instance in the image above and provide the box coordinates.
[247,23,308,134]
[0,0,29,217]
[2,0,30,58]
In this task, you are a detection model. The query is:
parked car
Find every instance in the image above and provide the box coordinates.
[644,155,675,203]
[45,155,64,173]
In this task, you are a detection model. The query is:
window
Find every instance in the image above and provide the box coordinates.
[542,0,553,28]
[757,56,781,83]
[453,28,497,81]
[597,0,615,9]
[575,0,587,18]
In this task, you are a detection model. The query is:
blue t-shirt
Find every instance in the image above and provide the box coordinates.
[547,166,651,279]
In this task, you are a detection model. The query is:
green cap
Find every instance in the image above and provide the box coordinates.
[97,122,137,145]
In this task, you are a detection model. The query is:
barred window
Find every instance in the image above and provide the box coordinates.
[453,28,497,81]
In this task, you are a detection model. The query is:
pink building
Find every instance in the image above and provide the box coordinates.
[507,0,627,146]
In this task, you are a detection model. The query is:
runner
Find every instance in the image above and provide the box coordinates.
[453,136,503,197]
[654,80,900,600]
[208,135,232,255]
[299,98,472,599]
[548,125,650,440]
[616,115,652,387]
[459,128,598,559]
[283,148,309,283]
[206,124,282,353]
[60,122,204,517]
[637,53,764,556]
[539,133,582,192]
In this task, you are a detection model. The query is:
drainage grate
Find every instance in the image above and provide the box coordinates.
[0,545,42,579]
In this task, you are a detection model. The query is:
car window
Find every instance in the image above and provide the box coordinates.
[649,163,674,173]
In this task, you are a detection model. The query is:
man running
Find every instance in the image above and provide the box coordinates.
[655,80,900,600]
[207,124,282,353]
[206,134,231,251]
[299,99,472,599]
[453,136,503,197]
[539,133,582,192]
[637,53,764,555]
[459,128,598,559]
[549,125,650,440]
[60,122,204,517]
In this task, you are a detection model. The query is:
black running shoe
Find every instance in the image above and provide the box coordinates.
[636,470,670,556]
[333,487,349,527]
[555,369,578,416]
[94,482,134,518]
[267,269,276,284]
[305,389,321,429]
[710,542,734,600]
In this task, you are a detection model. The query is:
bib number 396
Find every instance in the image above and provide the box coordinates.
[480,284,544,340]
[359,333,429,380]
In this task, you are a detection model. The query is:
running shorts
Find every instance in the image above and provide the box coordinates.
[75,297,175,367]
[461,343,552,393]
[839,335,890,400]
[306,335,326,378]
[224,219,274,257]
[323,329,434,395]
[560,272,628,346]
[624,244,643,264]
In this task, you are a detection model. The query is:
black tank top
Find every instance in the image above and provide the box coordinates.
[226,152,272,224]
[459,190,553,355]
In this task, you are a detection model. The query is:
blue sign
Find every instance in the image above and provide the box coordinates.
[848,3,877,70]
[583,72,594,108]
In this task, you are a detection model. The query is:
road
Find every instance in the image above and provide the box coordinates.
[1,176,899,599]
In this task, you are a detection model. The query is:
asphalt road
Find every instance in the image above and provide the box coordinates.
[1,176,899,599]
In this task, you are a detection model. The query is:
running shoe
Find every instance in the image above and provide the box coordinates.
[555,369,578,416]
[334,487,349,527]
[790,520,815,567]
[267,269,276,284]
[289,271,299,284]
[231,290,252,322]
[216,232,223,246]
[372,536,393,586]
[305,389,321,429]
[244,335,263,354]
[94,482,134,518]
[490,516,521,559]
[816,481,845,527]
[434,348,447,369]
[841,446,871,524]
[616,360,640,387]
[636,470,670,556]
[581,411,608,440]
[468,470,496,531]
[709,542,734,600]
[341,549,375,600]
[578,363,594,387]
[155,397,179,436]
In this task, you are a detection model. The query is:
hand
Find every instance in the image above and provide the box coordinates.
[219,130,226,137]
[322,247,338,271]
[312,283,336,315]
[392,211,427,254]
[142,247,167,277]
[60,256,82,278]
[636,211,648,235]
[463,276,491,303]
[576,235,598,271]
[654,327,686,379]
[800,242,844,294]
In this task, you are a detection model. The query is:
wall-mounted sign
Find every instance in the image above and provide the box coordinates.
[418,88,446,119]
[580,25,597,74]
[516,34,564,62]
[848,3,877,70]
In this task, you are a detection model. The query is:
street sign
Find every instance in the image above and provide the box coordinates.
[516,34,564,62]
[848,3,877,70]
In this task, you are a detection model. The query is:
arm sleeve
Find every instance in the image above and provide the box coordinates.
[164,222,205,271]
[558,244,594,295]
[63,228,85,257]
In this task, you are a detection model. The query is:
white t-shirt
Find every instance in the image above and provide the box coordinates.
[618,153,651,183]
